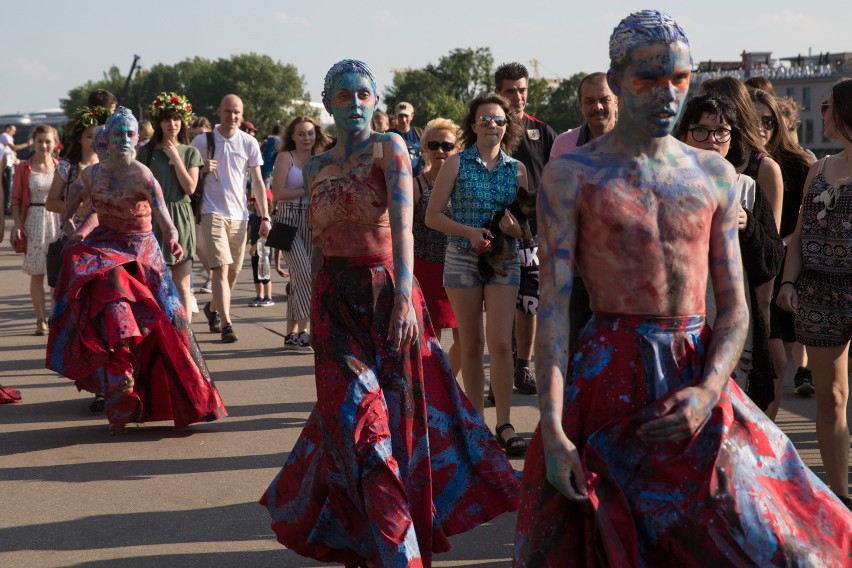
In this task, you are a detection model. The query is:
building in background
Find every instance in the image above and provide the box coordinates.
[690,50,852,154]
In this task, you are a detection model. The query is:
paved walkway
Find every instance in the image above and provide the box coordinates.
[0,247,847,567]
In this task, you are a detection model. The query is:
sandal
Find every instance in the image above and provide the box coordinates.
[89,394,106,412]
[496,423,527,457]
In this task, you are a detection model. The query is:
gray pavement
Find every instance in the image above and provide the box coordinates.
[0,247,848,567]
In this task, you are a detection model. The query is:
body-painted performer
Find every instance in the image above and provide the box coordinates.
[514,10,852,567]
[260,60,520,568]
[46,108,226,435]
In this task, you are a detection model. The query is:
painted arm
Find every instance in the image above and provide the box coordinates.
[777,161,819,313]
[425,155,489,251]
[384,133,418,353]
[638,162,748,442]
[535,158,587,501]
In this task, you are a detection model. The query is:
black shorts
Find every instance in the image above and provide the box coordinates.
[516,244,539,316]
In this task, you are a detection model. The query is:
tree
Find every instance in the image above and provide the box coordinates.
[61,54,313,137]
[536,73,586,133]
[384,47,495,128]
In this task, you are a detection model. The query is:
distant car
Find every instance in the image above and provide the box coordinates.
[0,109,68,160]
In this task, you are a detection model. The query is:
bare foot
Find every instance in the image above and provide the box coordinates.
[108,424,128,436]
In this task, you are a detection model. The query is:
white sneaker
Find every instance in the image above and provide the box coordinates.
[190,295,199,313]
[198,277,213,294]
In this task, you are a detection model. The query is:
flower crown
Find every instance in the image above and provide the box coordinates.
[64,105,110,139]
[148,91,193,123]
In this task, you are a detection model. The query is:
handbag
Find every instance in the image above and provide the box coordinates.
[46,236,67,288]
[265,221,298,251]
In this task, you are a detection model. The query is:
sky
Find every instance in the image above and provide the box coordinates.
[1,0,849,116]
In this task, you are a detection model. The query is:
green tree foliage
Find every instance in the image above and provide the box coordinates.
[384,49,587,134]
[61,54,315,137]
[534,73,587,133]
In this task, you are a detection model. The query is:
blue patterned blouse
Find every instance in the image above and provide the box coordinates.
[448,146,519,251]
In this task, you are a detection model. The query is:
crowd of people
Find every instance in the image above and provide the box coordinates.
[1,7,851,566]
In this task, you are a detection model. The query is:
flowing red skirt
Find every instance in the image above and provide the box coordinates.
[0,386,22,404]
[46,227,226,428]
[414,257,456,330]
[514,314,852,567]
[261,254,519,567]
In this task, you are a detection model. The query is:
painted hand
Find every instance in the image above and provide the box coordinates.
[388,293,418,354]
[542,425,589,501]
[168,239,184,262]
[637,385,718,443]
[776,284,798,313]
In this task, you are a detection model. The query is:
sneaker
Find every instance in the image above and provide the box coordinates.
[221,323,238,343]
[296,331,313,352]
[283,332,300,350]
[203,302,221,333]
[190,295,199,314]
[793,366,815,396]
[257,297,275,307]
[248,296,263,307]
[514,366,537,394]
[198,277,213,294]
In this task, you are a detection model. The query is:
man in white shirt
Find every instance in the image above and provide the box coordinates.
[191,95,270,343]
[1,124,31,215]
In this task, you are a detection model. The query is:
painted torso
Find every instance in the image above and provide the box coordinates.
[570,146,720,315]
[308,143,391,257]
[87,163,153,234]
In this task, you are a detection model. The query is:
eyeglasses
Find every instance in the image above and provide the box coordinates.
[688,126,732,143]
[427,141,456,152]
[821,100,831,116]
[478,115,508,127]
[758,116,778,131]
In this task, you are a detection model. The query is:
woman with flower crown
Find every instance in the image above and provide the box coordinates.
[136,92,203,315]
[46,107,227,435]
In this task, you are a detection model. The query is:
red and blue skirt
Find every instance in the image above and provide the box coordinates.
[515,314,852,567]
[261,253,519,567]
[46,226,226,428]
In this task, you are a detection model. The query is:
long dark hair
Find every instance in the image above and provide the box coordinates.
[460,92,521,154]
[749,88,812,169]
[699,77,767,164]
[828,77,852,144]
[281,116,331,154]
[676,93,746,167]
[151,109,190,145]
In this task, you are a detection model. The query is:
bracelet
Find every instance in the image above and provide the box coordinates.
[780,280,797,289]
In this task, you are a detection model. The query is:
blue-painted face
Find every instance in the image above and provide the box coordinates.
[329,72,376,134]
[614,41,691,139]
[109,117,138,157]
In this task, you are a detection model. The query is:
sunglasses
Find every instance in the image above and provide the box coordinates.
[688,126,732,143]
[759,116,778,131]
[427,141,456,152]
[821,100,831,116]
[478,115,508,127]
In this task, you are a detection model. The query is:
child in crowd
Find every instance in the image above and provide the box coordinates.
[247,189,275,307]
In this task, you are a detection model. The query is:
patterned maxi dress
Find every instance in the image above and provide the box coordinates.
[46,170,226,428]
[260,146,520,567]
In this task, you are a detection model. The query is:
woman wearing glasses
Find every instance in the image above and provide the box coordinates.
[677,93,784,410]
[426,92,529,456]
[777,78,852,510]
[750,88,817,415]
[413,118,461,376]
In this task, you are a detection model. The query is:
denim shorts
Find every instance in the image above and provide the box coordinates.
[443,243,520,289]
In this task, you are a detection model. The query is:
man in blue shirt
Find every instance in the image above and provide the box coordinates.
[389,102,423,176]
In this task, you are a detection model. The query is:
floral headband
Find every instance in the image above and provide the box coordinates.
[147,92,193,123]
[64,105,110,139]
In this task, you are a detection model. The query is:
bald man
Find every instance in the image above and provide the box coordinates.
[191,94,270,343]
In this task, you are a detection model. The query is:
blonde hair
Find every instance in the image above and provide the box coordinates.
[420,118,461,168]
